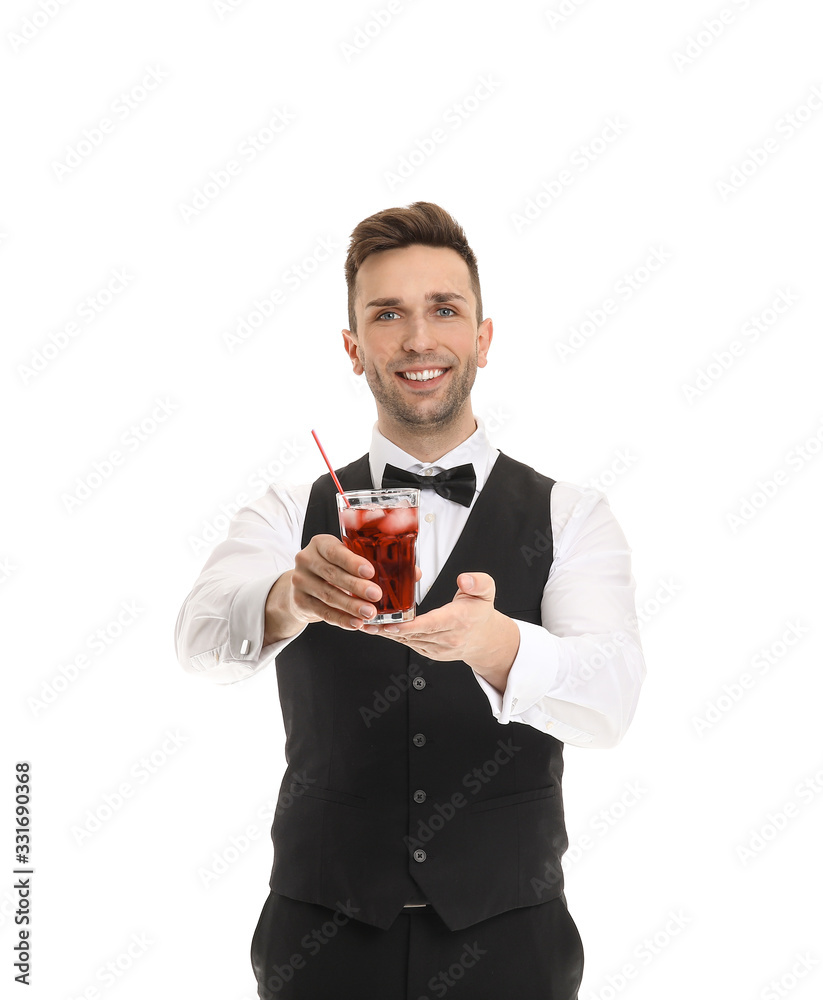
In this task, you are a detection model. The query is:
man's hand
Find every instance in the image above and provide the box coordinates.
[263,534,422,644]
[363,572,520,693]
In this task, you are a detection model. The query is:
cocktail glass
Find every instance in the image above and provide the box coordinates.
[336,488,420,624]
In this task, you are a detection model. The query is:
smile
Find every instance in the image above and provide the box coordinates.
[396,368,449,383]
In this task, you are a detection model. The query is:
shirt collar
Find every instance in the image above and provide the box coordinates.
[369,416,495,492]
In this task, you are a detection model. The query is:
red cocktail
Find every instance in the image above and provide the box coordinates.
[337,489,420,623]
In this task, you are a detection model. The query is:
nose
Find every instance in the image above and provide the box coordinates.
[401,313,438,354]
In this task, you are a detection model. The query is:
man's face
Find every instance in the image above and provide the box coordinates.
[342,244,492,430]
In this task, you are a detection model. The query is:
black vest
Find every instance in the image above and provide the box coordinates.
[270,451,567,931]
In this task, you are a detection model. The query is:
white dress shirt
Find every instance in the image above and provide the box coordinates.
[174,417,646,749]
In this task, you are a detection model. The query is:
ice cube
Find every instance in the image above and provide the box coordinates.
[381,507,418,536]
[340,508,363,533]
[360,506,385,523]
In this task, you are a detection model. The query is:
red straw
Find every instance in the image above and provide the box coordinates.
[311,429,350,507]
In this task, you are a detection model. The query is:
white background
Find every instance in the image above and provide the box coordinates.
[3,0,822,997]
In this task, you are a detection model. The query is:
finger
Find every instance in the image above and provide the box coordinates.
[295,591,374,632]
[456,571,495,600]
[302,537,383,604]
[369,627,435,644]
[315,534,374,577]
[374,632,446,656]
[383,614,443,637]
[292,565,379,623]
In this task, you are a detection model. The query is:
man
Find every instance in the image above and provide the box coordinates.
[175,201,646,999]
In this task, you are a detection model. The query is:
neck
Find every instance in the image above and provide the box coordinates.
[377,407,477,464]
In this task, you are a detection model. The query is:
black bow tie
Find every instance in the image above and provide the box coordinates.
[381,463,477,507]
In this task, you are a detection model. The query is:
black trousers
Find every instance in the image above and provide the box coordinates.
[251,892,584,999]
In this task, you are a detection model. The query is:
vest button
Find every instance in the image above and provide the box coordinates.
[413,789,426,803]
[413,849,427,862]
[412,677,426,690]
[412,733,426,747]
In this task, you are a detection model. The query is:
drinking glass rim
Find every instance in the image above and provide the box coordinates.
[336,488,420,502]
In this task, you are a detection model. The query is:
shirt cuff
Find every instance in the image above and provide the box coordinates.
[472,619,559,724]
[227,573,279,662]
[190,573,304,684]
[227,571,306,661]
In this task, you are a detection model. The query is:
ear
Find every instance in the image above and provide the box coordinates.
[341,329,364,375]
[476,317,493,369]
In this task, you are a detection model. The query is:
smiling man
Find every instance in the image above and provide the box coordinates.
[175,201,646,999]
[347,242,485,442]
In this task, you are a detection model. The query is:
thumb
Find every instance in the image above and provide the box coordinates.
[456,572,495,601]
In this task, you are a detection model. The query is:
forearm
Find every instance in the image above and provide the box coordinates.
[463,611,521,694]
[174,492,308,683]
[263,570,306,646]
[471,481,647,747]
[473,623,645,748]
[174,571,281,683]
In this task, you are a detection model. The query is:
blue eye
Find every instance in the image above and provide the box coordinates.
[378,311,399,320]
[437,307,455,316]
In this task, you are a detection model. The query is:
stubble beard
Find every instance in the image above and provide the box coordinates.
[360,349,478,429]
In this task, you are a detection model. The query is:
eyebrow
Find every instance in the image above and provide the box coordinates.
[364,291,468,311]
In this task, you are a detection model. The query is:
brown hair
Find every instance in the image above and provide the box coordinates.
[344,201,482,334]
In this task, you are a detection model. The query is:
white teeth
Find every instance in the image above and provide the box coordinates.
[399,369,446,382]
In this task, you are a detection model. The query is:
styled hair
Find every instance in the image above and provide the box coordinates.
[344,201,482,334]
